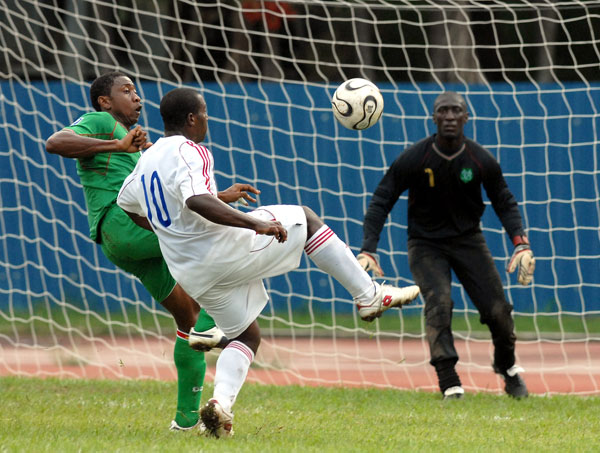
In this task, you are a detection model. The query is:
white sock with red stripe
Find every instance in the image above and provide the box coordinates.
[304,225,375,303]
[212,341,254,413]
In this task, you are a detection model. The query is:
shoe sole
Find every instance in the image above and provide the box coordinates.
[200,401,233,438]
[169,421,206,433]
[200,403,219,436]
[443,394,464,401]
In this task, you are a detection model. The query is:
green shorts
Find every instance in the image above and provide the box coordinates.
[99,203,176,303]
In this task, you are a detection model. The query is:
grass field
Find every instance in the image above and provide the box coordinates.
[4,306,598,339]
[1,376,599,452]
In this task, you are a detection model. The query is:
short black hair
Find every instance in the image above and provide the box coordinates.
[160,88,204,130]
[89,71,128,111]
[433,91,467,112]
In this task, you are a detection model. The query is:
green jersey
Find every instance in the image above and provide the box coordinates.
[65,111,140,242]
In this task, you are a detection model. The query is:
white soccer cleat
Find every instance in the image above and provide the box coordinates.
[443,386,465,400]
[200,399,234,438]
[357,283,420,322]
[189,326,228,351]
[169,419,206,433]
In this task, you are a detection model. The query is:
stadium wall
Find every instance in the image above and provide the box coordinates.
[1,80,598,316]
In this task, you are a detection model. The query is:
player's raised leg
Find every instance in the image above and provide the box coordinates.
[301,206,420,321]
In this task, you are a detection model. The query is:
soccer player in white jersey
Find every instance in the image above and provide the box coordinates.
[117,87,420,438]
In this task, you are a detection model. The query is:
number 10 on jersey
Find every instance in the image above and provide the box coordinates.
[141,171,172,227]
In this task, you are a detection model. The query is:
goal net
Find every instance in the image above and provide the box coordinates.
[1,0,598,395]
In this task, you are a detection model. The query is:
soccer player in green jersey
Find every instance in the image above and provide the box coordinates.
[45,72,257,431]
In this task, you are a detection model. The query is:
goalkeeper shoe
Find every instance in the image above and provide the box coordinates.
[357,283,420,322]
[200,399,234,438]
[169,419,206,433]
[443,386,465,400]
[189,326,228,351]
[493,364,529,398]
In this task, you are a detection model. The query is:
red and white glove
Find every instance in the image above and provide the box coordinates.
[507,236,535,286]
[357,252,384,277]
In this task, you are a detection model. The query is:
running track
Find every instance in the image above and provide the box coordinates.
[2,337,598,395]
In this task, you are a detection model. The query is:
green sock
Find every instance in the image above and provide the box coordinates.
[195,308,217,331]
[173,333,206,428]
[172,310,218,427]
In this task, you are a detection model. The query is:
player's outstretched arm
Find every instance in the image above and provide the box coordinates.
[46,126,151,158]
[218,183,260,206]
[186,194,287,242]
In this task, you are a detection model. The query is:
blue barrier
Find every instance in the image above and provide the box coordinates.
[1,80,598,314]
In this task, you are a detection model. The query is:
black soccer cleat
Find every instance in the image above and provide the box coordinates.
[493,364,529,398]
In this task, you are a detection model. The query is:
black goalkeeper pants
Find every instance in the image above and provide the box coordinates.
[407,231,517,380]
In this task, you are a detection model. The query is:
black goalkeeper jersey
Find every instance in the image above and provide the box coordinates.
[362,135,525,252]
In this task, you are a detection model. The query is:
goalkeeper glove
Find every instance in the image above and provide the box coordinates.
[357,251,384,277]
[507,236,535,286]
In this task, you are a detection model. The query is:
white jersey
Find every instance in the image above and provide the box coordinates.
[117,135,256,300]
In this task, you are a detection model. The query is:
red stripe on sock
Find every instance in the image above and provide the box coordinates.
[176,330,189,341]
[226,341,254,363]
[304,227,334,255]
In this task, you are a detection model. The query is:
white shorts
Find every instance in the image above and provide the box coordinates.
[195,205,307,338]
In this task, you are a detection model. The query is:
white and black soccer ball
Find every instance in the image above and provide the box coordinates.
[331,78,384,130]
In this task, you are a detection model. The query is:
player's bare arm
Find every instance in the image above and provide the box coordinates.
[218,183,260,205]
[122,209,153,231]
[186,194,287,243]
[46,126,151,158]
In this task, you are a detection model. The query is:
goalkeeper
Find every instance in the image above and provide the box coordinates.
[358,91,535,399]
[45,72,254,431]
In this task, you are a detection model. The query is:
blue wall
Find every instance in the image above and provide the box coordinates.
[1,80,599,315]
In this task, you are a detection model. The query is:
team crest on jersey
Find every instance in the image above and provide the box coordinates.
[460,168,473,183]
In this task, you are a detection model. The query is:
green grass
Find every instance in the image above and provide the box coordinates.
[0,305,176,338]
[259,310,599,339]
[3,304,598,340]
[1,377,599,452]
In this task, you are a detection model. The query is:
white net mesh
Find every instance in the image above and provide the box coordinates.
[1,0,599,394]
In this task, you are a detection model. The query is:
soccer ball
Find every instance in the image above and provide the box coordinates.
[331,78,384,130]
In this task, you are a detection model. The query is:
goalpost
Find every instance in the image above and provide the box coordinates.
[1,0,598,395]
